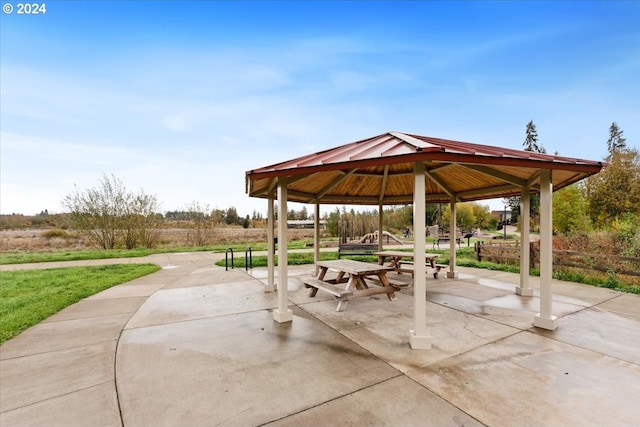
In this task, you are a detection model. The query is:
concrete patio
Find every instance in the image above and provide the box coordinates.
[1,252,639,426]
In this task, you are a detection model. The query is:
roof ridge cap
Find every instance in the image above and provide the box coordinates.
[389,131,441,150]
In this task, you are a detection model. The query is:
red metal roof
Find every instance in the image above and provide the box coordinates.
[246,131,603,205]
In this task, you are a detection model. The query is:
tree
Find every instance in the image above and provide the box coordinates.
[585,147,640,228]
[62,174,161,249]
[184,202,216,246]
[224,207,240,225]
[441,202,492,231]
[509,121,546,228]
[607,122,627,155]
[523,120,545,153]
[553,183,591,234]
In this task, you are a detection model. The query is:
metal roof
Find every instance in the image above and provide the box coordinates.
[246,131,604,205]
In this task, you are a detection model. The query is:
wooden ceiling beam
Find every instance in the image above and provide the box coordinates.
[310,169,357,203]
[378,165,390,204]
[424,169,459,201]
[464,164,527,187]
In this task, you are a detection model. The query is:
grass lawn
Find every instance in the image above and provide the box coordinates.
[216,247,639,294]
[0,240,315,265]
[0,263,160,344]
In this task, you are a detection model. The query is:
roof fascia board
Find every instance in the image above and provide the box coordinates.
[247,152,602,181]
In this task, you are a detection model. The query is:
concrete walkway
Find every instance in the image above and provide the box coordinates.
[1,252,639,426]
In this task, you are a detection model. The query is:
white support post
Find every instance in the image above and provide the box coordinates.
[274,177,293,323]
[447,197,459,279]
[534,169,557,330]
[410,162,432,350]
[516,187,533,296]
[266,194,275,292]
[378,202,384,252]
[314,203,320,276]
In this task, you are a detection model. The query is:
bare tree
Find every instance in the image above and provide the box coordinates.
[184,201,217,246]
[62,174,161,249]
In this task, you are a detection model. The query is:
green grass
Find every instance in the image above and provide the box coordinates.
[219,246,640,294]
[0,263,160,344]
[216,251,378,268]
[0,240,315,265]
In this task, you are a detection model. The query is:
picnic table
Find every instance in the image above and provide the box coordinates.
[303,259,399,312]
[375,251,446,279]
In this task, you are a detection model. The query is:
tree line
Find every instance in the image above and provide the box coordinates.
[506,121,639,238]
[12,121,636,251]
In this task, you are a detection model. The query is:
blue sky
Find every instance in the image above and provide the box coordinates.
[1,1,639,217]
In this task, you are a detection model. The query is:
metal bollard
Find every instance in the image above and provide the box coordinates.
[245,247,252,271]
[225,247,234,271]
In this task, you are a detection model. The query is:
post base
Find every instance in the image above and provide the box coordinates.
[446,271,459,279]
[515,286,534,296]
[273,309,293,323]
[533,314,558,330]
[409,330,433,350]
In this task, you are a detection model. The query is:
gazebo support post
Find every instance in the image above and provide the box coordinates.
[314,203,320,276]
[266,193,275,292]
[274,177,293,323]
[534,169,557,330]
[516,187,533,296]
[447,197,459,279]
[410,162,432,350]
[378,202,384,252]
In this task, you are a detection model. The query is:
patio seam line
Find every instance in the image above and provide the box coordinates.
[285,302,496,426]
[0,380,113,414]
[402,375,488,427]
[255,374,405,427]
[41,309,142,324]
[418,329,531,367]
[0,338,119,361]
[119,306,281,332]
[114,310,134,427]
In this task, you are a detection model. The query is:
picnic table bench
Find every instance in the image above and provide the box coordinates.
[433,234,462,250]
[338,243,378,259]
[376,251,446,279]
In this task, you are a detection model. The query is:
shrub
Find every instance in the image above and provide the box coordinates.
[42,229,71,239]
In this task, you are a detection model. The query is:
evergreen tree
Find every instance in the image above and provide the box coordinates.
[523,120,545,153]
[607,122,627,154]
[512,121,545,228]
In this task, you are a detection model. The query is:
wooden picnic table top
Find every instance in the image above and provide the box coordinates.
[316,259,392,275]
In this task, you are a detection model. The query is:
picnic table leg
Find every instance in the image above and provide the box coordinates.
[336,297,350,312]
[309,267,328,297]
[347,275,367,291]
[378,273,397,301]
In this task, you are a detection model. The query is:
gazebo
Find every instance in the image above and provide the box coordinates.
[245,131,603,349]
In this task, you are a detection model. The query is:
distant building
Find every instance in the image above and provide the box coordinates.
[491,209,512,224]
[287,220,327,229]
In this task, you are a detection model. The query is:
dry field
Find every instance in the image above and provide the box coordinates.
[0,227,319,253]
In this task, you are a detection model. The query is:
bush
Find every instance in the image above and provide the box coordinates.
[42,229,71,239]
